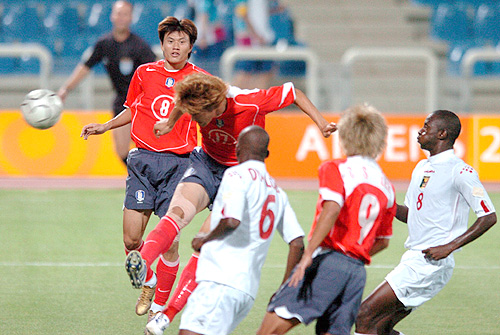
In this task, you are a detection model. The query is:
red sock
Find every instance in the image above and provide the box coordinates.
[124,240,144,255]
[164,254,199,322]
[142,216,179,269]
[153,256,179,306]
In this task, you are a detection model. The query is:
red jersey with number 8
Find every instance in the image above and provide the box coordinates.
[125,60,208,154]
[309,156,396,264]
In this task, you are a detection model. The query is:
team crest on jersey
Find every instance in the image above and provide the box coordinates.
[135,190,145,203]
[216,119,224,128]
[165,77,175,88]
[419,176,430,189]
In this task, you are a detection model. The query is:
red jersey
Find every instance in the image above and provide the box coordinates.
[309,156,396,264]
[125,61,208,154]
[201,83,296,166]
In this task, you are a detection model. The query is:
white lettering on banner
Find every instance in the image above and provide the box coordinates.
[479,126,500,163]
[296,125,329,161]
[294,123,466,162]
[385,125,407,162]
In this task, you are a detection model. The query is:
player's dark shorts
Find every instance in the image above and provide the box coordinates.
[124,148,190,217]
[180,147,229,205]
[267,249,366,335]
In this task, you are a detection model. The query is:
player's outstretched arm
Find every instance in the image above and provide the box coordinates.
[191,217,241,252]
[422,212,496,261]
[288,201,341,287]
[80,108,132,139]
[154,106,183,138]
[293,88,337,138]
[58,64,91,102]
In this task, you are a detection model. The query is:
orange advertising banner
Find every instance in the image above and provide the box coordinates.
[0,111,498,182]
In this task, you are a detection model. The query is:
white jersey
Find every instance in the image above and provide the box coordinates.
[404,149,495,250]
[196,160,304,299]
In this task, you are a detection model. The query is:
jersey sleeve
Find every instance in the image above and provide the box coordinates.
[235,82,296,115]
[83,40,104,69]
[216,169,247,222]
[124,67,143,108]
[453,164,496,217]
[318,161,345,207]
[276,190,305,244]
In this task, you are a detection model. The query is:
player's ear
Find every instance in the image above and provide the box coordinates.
[437,128,448,140]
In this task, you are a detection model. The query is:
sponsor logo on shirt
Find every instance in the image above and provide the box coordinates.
[216,119,224,128]
[165,77,175,88]
[135,190,145,203]
[419,176,430,189]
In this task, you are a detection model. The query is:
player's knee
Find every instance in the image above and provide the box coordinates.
[123,235,142,251]
[166,200,197,229]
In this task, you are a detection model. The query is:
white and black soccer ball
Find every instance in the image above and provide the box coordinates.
[20,89,63,129]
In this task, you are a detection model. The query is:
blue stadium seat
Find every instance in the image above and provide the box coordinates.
[447,42,500,76]
[430,3,473,43]
[473,3,500,45]
[44,2,87,57]
[86,2,113,40]
[131,2,166,46]
[2,3,46,43]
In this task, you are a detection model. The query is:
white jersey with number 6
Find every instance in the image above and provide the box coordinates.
[404,149,495,250]
[195,160,305,299]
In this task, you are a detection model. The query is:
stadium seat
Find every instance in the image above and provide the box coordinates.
[86,2,113,40]
[473,3,500,46]
[131,2,166,46]
[447,42,499,76]
[430,3,473,43]
[2,3,46,43]
[44,2,87,57]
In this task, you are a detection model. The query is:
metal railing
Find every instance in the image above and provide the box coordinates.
[0,43,52,89]
[340,47,439,113]
[220,46,319,106]
[460,47,500,113]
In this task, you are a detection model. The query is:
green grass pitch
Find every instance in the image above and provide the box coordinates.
[0,188,499,334]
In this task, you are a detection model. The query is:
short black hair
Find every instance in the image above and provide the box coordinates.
[432,110,461,144]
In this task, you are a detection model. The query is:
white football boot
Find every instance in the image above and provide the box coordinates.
[145,312,170,335]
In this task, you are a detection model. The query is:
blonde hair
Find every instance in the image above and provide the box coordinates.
[338,104,387,159]
[175,73,227,116]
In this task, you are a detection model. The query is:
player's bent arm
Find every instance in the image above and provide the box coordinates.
[154,106,183,137]
[395,204,408,223]
[369,237,390,256]
[191,217,241,252]
[58,64,91,102]
[422,212,497,261]
[80,108,132,139]
[293,88,337,138]
[288,201,341,287]
[282,236,304,284]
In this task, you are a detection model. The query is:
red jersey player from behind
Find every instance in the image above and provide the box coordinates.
[257,104,397,335]
[124,72,337,333]
[80,17,210,324]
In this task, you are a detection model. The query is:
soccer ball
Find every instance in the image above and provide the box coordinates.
[20,89,63,129]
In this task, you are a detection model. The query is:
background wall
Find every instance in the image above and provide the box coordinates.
[1,111,499,182]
